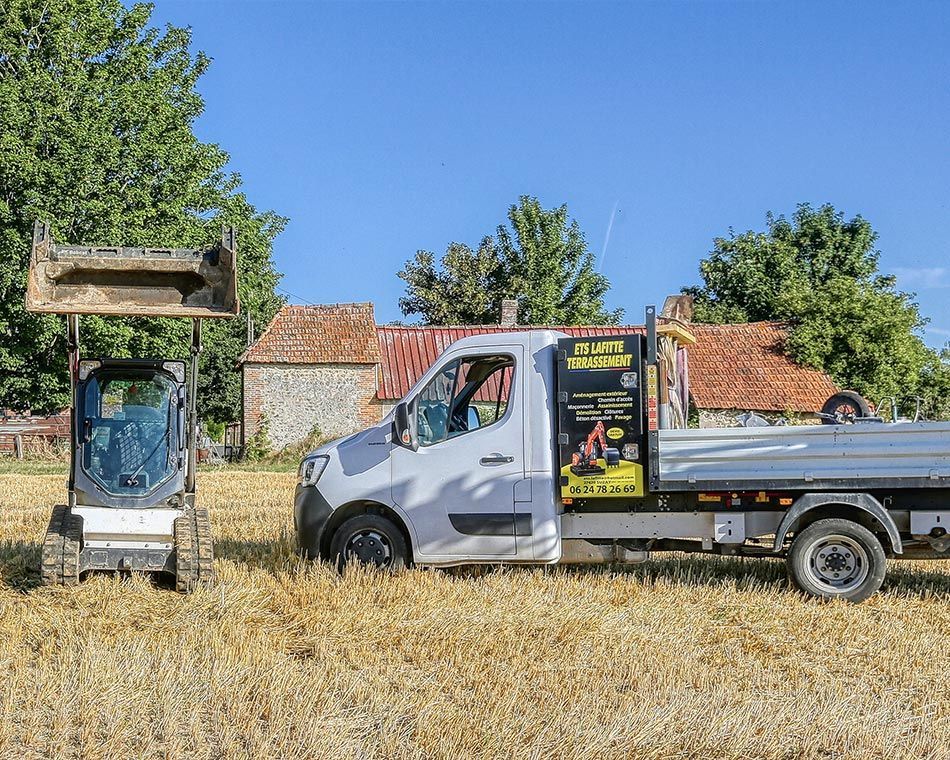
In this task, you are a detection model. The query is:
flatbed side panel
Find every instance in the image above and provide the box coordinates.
[657,422,950,489]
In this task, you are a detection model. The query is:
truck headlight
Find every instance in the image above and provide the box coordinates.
[299,455,329,487]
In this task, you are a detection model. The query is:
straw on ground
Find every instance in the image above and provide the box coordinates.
[0,470,948,759]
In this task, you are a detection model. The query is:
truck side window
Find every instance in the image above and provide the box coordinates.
[416,355,514,447]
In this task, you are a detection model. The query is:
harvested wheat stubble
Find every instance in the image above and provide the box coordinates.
[0,471,948,759]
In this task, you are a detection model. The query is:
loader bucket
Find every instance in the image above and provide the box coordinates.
[25,222,239,318]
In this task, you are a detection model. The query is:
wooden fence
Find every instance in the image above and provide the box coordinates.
[0,412,70,458]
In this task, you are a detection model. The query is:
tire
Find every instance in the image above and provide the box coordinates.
[787,518,886,603]
[329,514,409,572]
[820,390,871,424]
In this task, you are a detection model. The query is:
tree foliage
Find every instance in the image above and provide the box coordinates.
[684,204,934,406]
[0,0,283,420]
[399,196,621,325]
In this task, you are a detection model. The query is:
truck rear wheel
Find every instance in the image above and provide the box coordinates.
[329,514,408,572]
[787,518,886,602]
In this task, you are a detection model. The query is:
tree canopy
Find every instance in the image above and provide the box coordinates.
[399,196,621,325]
[684,203,936,407]
[0,0,283,420]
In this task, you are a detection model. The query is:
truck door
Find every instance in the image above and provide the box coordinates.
[391,347,525,560]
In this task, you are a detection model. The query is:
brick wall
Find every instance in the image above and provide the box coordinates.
[243,363,382,450]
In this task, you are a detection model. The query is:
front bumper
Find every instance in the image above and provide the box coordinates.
[294,484,334,559]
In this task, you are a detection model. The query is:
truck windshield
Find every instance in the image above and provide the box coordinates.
[80,372,180,496]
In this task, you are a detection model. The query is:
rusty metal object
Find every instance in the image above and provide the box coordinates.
[26,221,239,318]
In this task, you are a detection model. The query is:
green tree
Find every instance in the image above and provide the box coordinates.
[684,203,933,404]
[919,348,950,422]
[0,0,283,420]
[399,196,621,325]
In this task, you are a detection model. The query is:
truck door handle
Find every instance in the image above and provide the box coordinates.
[480,454,514,465]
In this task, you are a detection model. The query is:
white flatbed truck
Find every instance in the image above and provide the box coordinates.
[295,306,950,602]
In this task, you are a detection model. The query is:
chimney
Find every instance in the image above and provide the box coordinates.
[500,299,519,327]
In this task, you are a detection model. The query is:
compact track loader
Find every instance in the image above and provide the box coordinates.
[26,221,239,592]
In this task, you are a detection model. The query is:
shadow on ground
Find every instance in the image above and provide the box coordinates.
[7,530,950,602]
[445,553,950,602]
[0,539,42,591]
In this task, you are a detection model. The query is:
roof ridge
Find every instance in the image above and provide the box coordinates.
[283,302,374,311]
[376,323,646,330]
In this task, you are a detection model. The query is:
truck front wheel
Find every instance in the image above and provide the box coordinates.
[329,514,409,572]
[787,518,886,603]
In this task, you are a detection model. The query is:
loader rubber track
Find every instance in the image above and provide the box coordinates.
[194,507,215,584]
[174,507,214,594]
[41,505,82,586]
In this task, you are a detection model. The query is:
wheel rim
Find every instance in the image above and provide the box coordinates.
[829,402,858,423]
[802,533,870,595]
[344,529,393,568]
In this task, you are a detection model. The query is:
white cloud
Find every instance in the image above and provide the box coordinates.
[893,266,950,289]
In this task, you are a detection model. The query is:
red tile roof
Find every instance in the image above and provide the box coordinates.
[240,303,380,364]
[242,305,837,413]
[687,322,838,413]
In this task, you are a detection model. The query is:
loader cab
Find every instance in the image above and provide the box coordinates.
[73,359,187,507]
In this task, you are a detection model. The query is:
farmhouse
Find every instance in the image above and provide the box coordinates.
[239,302,838,450]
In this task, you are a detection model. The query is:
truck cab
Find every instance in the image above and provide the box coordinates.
[295,331,564,567]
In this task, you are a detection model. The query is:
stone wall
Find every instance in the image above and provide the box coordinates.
[697,408,821,429]
[243,363,381,450]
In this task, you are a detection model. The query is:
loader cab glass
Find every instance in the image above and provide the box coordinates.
[79,369,183,496]
[416,355,514,447]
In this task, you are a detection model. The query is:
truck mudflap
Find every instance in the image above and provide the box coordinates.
[26,221,239,318]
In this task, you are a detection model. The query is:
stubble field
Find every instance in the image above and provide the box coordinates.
[0,468,949,759]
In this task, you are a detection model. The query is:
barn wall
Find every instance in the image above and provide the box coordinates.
[242,363,380,450]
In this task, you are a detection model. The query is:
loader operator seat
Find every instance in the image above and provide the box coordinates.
[100,407,166,491]
[103,420,146,487]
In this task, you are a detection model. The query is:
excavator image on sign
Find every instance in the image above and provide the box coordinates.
[570,421,621,476]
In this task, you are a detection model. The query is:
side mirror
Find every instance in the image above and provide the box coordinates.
[467,405,481,430]
[392,400,418,451]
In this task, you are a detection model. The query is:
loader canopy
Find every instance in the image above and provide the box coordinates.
[26,222,239,318]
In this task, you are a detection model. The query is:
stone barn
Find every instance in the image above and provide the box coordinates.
[239,303,382,449]
[239,303,838,450]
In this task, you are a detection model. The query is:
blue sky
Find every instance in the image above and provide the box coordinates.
[148,1,950,345]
